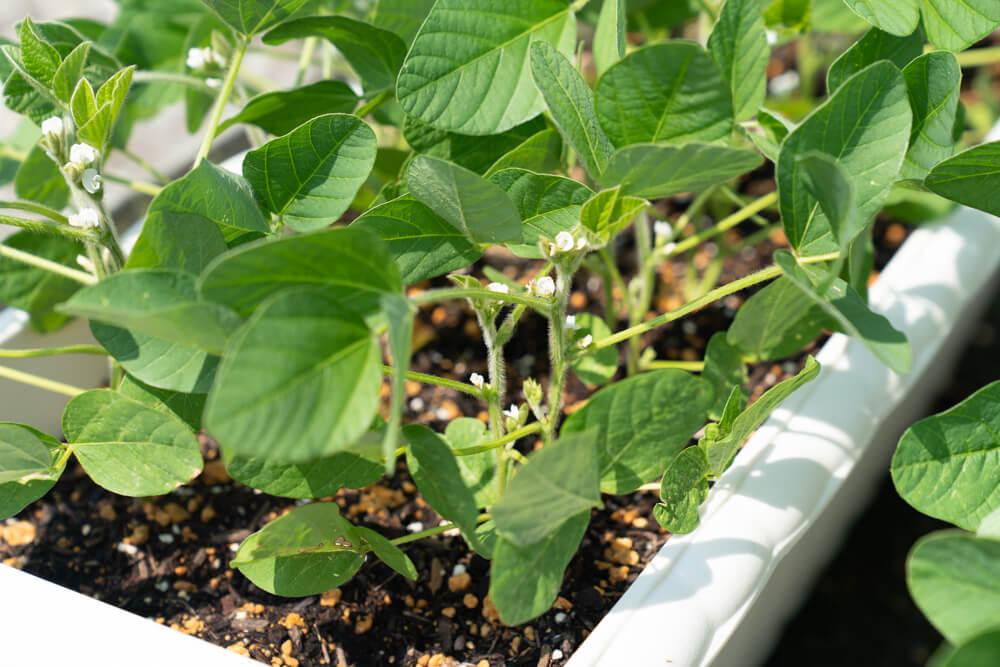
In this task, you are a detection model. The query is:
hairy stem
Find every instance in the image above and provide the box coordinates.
[544,265,573,443]
[628,211,654,375]
[194,37,248,166]
[389,513,492,546]
[0,200,68,224]
[0,213,97,243]
[380,365,483,398]
[452,422,543,457]
[355,91,393,118]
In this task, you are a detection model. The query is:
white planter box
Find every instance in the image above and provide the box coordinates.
[3,150,1000,666]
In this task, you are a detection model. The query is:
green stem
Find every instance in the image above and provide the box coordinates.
[544,265,573,443]
[53,444,74,472]
[596,252,839,349]
[0,146,28,162]
[954,46,1000,68]
[102,173,164,197]
[294,37,318,87]
[0,200,68,224]
[642,360,706,372]
[0,365,86,397]
[628,211,654,375]
[718,186,773,226]
[193,37,248,167]
[0,345,107,359]
[132,70,216,95]
[411,287,551,314]
[0,244,97,284]
[380,365,483,398]
[390,513,492,546]
[116,148,169,184]
[0,214,98,243]
[452,422,543,457]
[355,91,393,118]
[667,192,778,258]
[598,247,627,326]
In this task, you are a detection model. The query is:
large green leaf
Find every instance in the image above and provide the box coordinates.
[561,369,713,494]
[0,476,57,519]
[653,445,710,534]
[232,501,365,596]
[601,143,762,200]
[243,113,377,232]
[940,630,1000,667]
[262,16,407,93]
[826,27,922,92]
[403,424,481,538]
[117,374,206,432]
[442,418,496,508]
[708,0,769,121]
[892,380,1000,531]
[407,155,522,245]
[489,168,592,257]
[921,0,1000,52]
[372,0,436,44]
[59,269,241,355]
[595,42,733,148]
[924,142,1000,217]
[490,511,589,625]
[777,61,911,256]
[593,0,625,77]
[0,422,64,485]
[0,231,82,332]
[726,277,831,362]
[901,52,961,181]
[396,0,577,135]
[351,196,482,285]
[402,116,547,175]
[529,40,613,180]
[796,151,863,279]
[908,532,1000,646]
[199,0,310,36]
[841,0,920,36]
[218,81,360,136]
[14,144,69,210]
[63,389,203,496]
[205,289,381,463]
[492,430,602,547]
[223,449,382,499]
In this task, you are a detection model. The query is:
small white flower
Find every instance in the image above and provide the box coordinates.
[532,276,555,298]
[555,231,575,252]
[186,47,206,69]
[469,373,485,389]
[502,404,519,420]
[765,29,778,46]
[654,220,672,240]
[578,334,593,348]
[40,116,63,137]
[68,207,100,229]
[205,77,222,89]
[486,282,509,295]
[76,254,95,274]
[82,168,102,194]
[69,142,97,167]
[565,315,580,330]
[575,236,588,250]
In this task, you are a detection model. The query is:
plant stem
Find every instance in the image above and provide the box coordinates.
[595,251,839,349]
[380,365,483,398]
[628,211,654,375]
[544,265,573,442]
[355,91,393,118]
[132,70,216,95]
[102,173,163,197]
[0,345,107,359]
[390,513,492,546]
[411,287,551,314]
[1,214,98,243]
[0,200,68,224]
[0,244,97,284]
[954,46,1000,68]
[667,191,778,258]
[452,422,543,457]
[193,37,248,167]
[598,247,627,326]
[53,444,74,472]
[0,365,86,397]
[294,37,317,87]
[642,360,706,372]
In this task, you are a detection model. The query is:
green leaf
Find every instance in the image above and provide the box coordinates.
[396,0,577,135]
[483,129,563,178]
[653,446,710,534]
[262,16,407,93]
[403,116,547,176]
[908,532,1000,645]
[776,250,911,373]
[0,422,64,485]
[941,630,1000,667]
[232,501,365,596]
[404,424,481,537]
[0,476,57,519]
[595,42,733,148]
[117,374,205,432]
[18,17,61,84]
[356,526,417,580]
[706,356,820,474]
[579,187,646,242]
[529,40,613,180]
[490,511,588,625]
[561,369,713,495]
[199,0,311,36]
[60,269,241,355]
[351,196,482,285]
[796,151,862,278]
[442,418,497,508]
[745,108,792,163]
[51,41,91,103]
[764,0,811,30]
[224,449,382,499]
[63,389,203,496]
[14,144,69,210]
[600,143,762,200]
[708,0,769,121]
[569,313,618,386]
[901,52,961,181]
[206,289,382,464]
[0,230,81,332]
[70,77,98,129]
[841,0,920,36]
[702,332,748,420]
[826,27,922,93]
[921,0,1000,52]
[244,113,377,232]
[492,430,602,547]
[726,277,831,362]
[924,142,1000,216]
[218,81,359,136]
[372,0,436,44]
[892,380,1000,531]
[407,155,522,245]
[593,0,625,77]
[76,66,134,150]
[777,61,911,256]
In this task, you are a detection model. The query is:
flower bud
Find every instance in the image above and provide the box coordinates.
[68,207,100,229]
[69,142,98,167]
[486,282,509,295]
[532,276,555,298]
[554,231,575,252]
[41,116,63,137]
[82,168,102,194]
[469,373,485,389]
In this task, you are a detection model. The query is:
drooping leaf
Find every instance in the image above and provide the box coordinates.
[702,332,748,420]
[826,27,922,92]
[63,389,203,496]
[117,374,206,432]
[396,0,577,135]
[726,277,831,362]
[356,525,417,580]
[243,113,377,232]
[0,231,82,332]
[901,52,961,181]
[653,445,710,534]
[561,369,713,494]
[14,144,69,210]
[218,81,360,136]
[199,0,311,36]
[593,0,625,77]
[595,42,733,148]
[921,0,1000,52]
[224,448,382,499]
[372,0,436,44]
[924,142,1000,217]
[0,422,64,485]
[569,313,618,386]
[404,424,481,538]
[708,0,769,121]
[579,187,647,242]
[841,0,920,36]
[489,168,592,257]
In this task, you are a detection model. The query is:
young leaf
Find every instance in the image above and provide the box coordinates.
[199,0,311,36]
[351,196,483,285]
[892,380,1000,532]
[403,425,481,539]
[529,40,613,180]
[600,143,762,200]
[593,0,625,77]
[569,313,618,386]
[442,418,497,508]
[490,511,588,626]
[726,277,831,362]
[492,430,602,547]
[372,0,436,44]
[218,81,360,136]
[923,143,1000,216]
[826,27,922,93]
[396,0,577,135]
[355,526,418,580]
[51,41,90,103]
[561,369,713,495]
[63,389,203,496]
[483,129,563,178]
[0,422,65,485]
[407,155,522,245]
[232,502,365,596]
[778,61,911,256]
[262,16,407,93]
[705,356,820,474]
[702,332,748,420]
[14,144,69,210]
[900,52,960,181]
[921,0,1000,52]
[579,187,647,241]
[595,42,733,148]
[0,231,82,332]
[223,450,383,499]
[205,289,381,464]
[76,66,134,150]
[707,0,769,121]
[653,445,710,534]
[243,113,377,232]
[841,0,920,37]
[18,17,61,84]
[70,77,98,129]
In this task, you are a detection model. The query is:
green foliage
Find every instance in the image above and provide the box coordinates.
[708,0,769,122]
[601,143,762,199]
[15,145,69,210]
[727,278,831,362]
[0,231,81,332]
[653,445,710,534]
[925,142,1000,216]
[218,81,360,136]
[826,27,922,92]
[199,0,311,36]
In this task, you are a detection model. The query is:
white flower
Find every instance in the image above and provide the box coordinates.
[554,231,575,252]
[40,116,63,137]
[486,282,509,295]
[82,168,102,194]
[76,254,95,274]
[565,315,580,330]
[654,220,672,240]
[578,334,593,349]
[765,29,778,46]
[502,404,519,420]
[69,143,97,167]
[532,276,555,298]
[205,77,222,89]
[204,46,226,67]
[575,236,588,250]
[186,47,206,69]
[68,207,100,229]
[469,373,485,389]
